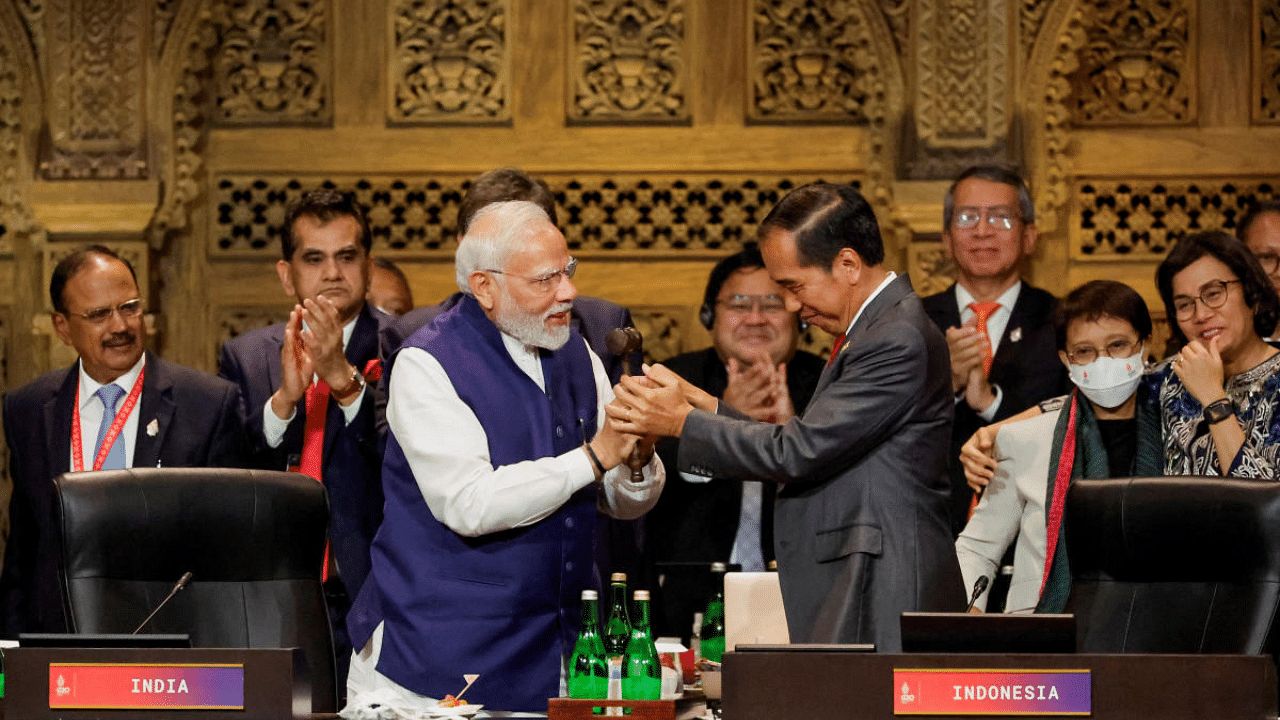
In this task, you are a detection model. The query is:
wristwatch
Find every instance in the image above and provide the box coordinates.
[331,366,365,402]
[1203,398,1235,425]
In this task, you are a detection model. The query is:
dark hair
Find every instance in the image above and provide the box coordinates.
[372,256,409,285]
[1156,230,1280,345]
[281,189,372,261]
[699,247,766,329]
[1237,199,1280,242]
[50,245,138,314]
[942,164,1035,229]
[757,183,883,269]
[1054,280,1152,352]
[458,168,558,237]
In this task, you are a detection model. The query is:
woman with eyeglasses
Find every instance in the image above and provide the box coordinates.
[1155,230,1280,476]
[956,280,1163,614]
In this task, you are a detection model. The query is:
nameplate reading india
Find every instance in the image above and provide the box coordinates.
[47,662,245,710]
[893,668,1091,715]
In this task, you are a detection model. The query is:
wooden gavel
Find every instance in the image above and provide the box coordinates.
[605,326,645,483]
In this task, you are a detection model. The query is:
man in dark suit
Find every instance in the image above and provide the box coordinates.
[0,246,245,636]
[218,189,389,692]
[920,165,1069,537]
[648,247,825,640]
[612,183,965,652]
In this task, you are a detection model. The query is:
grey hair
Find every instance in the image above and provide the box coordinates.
[942,164,1036,229]
[455,200,554,294]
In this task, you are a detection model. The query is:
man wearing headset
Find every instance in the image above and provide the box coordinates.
[647,246,826,640]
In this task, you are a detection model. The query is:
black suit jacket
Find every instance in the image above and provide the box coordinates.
[921,283,1070,535]
[0,351,245,635]
[217,303,389,600]
[648,347,825,640]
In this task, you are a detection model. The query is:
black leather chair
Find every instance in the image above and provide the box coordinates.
[53,467,337,712]
[1065,476,1280,660]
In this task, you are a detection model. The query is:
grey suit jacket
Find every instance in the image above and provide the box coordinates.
[678,274,965,651]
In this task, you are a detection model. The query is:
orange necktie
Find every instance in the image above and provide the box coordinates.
[968,302,1001,376]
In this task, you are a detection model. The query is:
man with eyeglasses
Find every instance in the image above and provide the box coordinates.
[218,189,390,697]
[921,165,1070,543]
[0,245,245,636]
[344,200,662,713]
[1238,199,1280,339]
[645,247,825,640]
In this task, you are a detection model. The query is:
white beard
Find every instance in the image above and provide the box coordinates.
[494,285,573,350]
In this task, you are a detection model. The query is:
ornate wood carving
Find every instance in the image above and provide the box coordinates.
[211,173,864,256]
[153,0,181,56]
[876,0,909,58]
[749,0,881,122]
[1021,0,1053,59]
[389,0,508,123]
[209,0,330,125]
[1068,0,1194,125]
[907,241,956,298]
[1256,0,1280,124]
[217,306,290,349]
[39,0,149,179]
[629,308,682,364]
[1076,179,1274,259]
[1026,3,1087,234]
[0,32,28,252]
[570,0,687,122]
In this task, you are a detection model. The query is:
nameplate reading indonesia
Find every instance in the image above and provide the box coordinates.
[48,662,245,710]
[893,669,1091,715]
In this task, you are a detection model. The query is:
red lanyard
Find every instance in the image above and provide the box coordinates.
[71,366,146,472]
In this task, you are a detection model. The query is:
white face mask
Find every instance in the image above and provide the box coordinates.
[1068,347,1145,409]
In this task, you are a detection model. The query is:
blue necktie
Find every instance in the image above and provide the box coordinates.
[731,481,765,572]
[93,383,127,471]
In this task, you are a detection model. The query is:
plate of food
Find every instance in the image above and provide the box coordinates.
[431,694,483,717]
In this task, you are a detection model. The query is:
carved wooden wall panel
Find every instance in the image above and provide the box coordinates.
[210,0,330,125]
[748,0,881,123]
[1068,0,1194,125]
[38,0,148,179]
[0,30,25,254]
[1075,179,1273,259]
[389,0,508,123]
[570,0,687,122]
[1255,0,1280,124]
[210,173,864,257]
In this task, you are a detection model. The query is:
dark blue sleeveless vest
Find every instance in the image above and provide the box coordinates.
[348,295,599,712]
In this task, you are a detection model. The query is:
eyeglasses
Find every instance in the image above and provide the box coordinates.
[64,298,145,324]
[1253,251,1280,275]
[1172,279,1242,321]
[487,257,578,295]
[718,294,788,316]
[1066,338,1139,365]
[953,206,1020,231]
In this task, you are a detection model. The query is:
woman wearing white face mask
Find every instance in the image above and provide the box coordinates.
[956,280,1163,615]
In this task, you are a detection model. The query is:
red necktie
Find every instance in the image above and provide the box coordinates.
[827,333,846,366]
[967,302,1001,376]
[299,380,331,581]
[966,301,1001,520]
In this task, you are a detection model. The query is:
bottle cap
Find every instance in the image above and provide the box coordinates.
[767,560,778,571]
[710,562,727,572]
[582,589,598,600]
[611,572,627,582]
[633,589,650,600]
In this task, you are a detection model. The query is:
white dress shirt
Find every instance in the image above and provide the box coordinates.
[72,355,145,470]
[261,315,364,448]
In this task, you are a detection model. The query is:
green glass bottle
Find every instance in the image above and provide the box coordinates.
[700,562,727,663]
[622,589,661,700]
[603,572,631,658]
[568,590,608,699]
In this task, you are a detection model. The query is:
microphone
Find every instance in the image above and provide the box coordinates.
[965,575,990,613]
[132,572,192,634]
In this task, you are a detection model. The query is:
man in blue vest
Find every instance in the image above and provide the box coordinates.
[345,200,664,713]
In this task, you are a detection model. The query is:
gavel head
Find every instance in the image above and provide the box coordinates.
[606,327,643,376]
